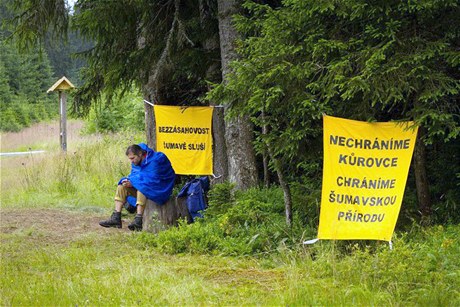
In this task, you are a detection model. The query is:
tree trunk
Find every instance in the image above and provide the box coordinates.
[143,98,156,149]
[267,146,292,226]
[138,29,158,148]
[199,0,221,83]
[138,4,193,231]
[142,198,177,233]
[142,69,166,147]
[142,197,191,233]
[217,0,258,189]
[200,0,228,183]
[263,110,292,226]
[277,166,293,227]
[263,154,270,188]
[225,115,258,189]
[262,111,270,188]
[414,128,432,219]
[212,106,229,182]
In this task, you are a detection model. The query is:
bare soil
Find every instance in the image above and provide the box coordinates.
[0,208,132,245]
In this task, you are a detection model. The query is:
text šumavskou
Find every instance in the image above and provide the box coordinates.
[329,191,397,206]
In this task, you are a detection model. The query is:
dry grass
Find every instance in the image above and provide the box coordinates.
[0,120,112,200]
[0,120,85,152]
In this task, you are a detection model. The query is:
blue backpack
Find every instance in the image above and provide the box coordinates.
[177,177,210,221]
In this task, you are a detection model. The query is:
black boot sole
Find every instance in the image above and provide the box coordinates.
[99,222,122,228]
[128,225,142,231]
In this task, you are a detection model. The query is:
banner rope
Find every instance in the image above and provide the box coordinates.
[143,99,224,108]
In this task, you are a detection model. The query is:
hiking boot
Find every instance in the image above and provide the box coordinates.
[128,215,143,231]
[99,211,122,228]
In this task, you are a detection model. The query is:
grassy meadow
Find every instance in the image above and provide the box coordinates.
[1,121,459,306]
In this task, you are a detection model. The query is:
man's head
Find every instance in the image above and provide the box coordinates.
[126,144,146,166]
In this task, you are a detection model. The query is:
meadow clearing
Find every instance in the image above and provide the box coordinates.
[1,121,459,306]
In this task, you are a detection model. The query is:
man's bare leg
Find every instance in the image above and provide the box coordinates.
[115,200,124,212]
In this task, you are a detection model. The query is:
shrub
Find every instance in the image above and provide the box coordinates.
[11,102,31,127]
[0,107,22,132]
[82,88,144,134]
[0,97,57,132]
[138,184,312,256]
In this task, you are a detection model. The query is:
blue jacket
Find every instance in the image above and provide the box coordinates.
[121,143,175,205]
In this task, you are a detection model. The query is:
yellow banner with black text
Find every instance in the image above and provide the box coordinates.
[318,115,418,241]
[154,105,213,175]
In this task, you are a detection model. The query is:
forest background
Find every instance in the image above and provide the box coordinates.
[1,0,459,305]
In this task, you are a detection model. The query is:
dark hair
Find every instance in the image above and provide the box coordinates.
[126,144,145,156]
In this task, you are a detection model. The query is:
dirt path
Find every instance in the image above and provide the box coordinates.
[1,121,131,245]
[0,208,132,245]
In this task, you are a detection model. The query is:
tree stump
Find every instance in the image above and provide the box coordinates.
[176,196,193,224]
[143,196,192,233]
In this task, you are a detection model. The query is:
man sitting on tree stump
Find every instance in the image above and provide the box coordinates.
[99,143,176,231]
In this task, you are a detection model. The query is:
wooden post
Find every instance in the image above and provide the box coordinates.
[47,76,75,153]
[59,91,67,152]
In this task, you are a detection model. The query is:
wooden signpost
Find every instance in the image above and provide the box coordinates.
[47,77,75,152]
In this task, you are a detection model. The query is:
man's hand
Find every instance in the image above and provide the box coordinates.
[122,179,133,188]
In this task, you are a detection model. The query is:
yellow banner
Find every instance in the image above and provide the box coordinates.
[318,115,418,241]
[154,105,213,175]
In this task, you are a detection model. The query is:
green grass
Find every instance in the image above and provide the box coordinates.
[1,230,284,306]
[1,131,144,210]
[1,128,459,306]
[1,224,459,306]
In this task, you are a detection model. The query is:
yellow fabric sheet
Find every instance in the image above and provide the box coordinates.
[318,115,418,241]
[154,105,213,175]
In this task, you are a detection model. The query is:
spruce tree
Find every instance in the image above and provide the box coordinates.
[212,0,459,222]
